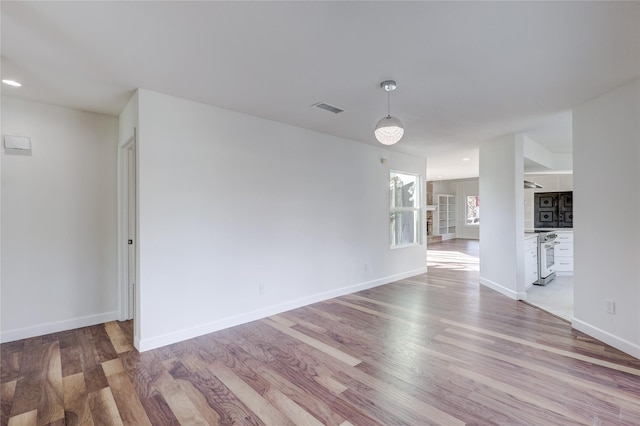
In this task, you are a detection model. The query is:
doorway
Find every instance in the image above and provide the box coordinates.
[118,130,137,347]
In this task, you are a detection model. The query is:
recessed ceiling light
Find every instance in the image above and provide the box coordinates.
[2,79,22,87]
[462,157,470,162]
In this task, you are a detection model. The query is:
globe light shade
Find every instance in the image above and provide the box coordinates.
[374,115,405,145]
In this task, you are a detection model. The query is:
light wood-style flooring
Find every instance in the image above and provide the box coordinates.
[3,244,640,425]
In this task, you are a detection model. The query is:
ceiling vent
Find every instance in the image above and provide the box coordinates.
[312,102,344,114]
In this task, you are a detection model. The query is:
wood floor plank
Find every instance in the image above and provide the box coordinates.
[58,330,82,378]
[116,321,133,345]
[88,387,123,426]
[435,332,640,417]
[9,338,45,417]
[36,342,64,425]
[220,341,381,425]
[179,353,264,425]
[334,364,466,425]
[449,364,592,424]
[0,340,23,383]
[62,373,93,426]
[262,387,324,426]
[206,360,295,426]
[262,318,361,367]
[169,364,225,425]
[440,317,640,376]
[101,359,125,377]
[1,380,17,425]
[196,331,354,425]
[137,393,180,426]
[104,322,133,354]
[256,366,348,425]
[7,409,37,426]
[152,370,208,425]
[76,330,110,394]
[106,372,152,426]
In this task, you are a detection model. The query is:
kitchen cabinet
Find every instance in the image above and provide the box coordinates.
[534,192,573,229]
[437,194,456,240]
[554,230,573,274]
[524,234,538,287]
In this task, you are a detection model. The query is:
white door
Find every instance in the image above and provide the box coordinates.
[127,145,136,320]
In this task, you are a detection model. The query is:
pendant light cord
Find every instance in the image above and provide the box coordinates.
[387,90,391,118]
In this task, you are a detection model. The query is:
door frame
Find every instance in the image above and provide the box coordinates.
[117,129,138,329]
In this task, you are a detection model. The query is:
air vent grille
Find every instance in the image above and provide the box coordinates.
[312,102,344,114]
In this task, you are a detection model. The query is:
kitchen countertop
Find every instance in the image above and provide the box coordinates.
[525,228,573,233]
[525,229,573,239]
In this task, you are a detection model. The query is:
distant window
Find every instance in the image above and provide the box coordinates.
[390,172,421,247]
[466,195,480,225]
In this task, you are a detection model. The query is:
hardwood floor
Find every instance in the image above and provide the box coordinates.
[3,248,640,424]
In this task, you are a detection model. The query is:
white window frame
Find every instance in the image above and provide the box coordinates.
[389,170,422,248]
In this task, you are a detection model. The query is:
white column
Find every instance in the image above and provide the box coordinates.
[479,133,525,299]
[572,79,640,358]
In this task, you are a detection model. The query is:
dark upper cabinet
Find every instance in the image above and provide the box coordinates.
[534,192,573,229]
[537,193,557,209]
[559,193,572,209]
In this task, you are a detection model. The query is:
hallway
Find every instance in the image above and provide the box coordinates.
[427,239,572,321]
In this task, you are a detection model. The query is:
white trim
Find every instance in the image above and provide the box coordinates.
[0,311,120,344]
[137,267,427,352]
[390,242,422,250]
[464,194,480,227]
[117,131,136,322]
[572,318,640,359]
[480,277,527,300]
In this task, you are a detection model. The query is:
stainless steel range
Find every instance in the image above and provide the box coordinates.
[536,231,559,285]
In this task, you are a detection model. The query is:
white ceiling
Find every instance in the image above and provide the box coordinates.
[2,2,639,180]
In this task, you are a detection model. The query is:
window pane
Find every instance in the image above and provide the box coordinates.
[466,195,480,225]
[390,210,420,246]
[390,172,418,208]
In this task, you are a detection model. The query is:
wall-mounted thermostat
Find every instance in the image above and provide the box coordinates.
[4,135,32,150]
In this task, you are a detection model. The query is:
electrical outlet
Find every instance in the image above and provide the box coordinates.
[605,299,615,315]
[259,283,265,294]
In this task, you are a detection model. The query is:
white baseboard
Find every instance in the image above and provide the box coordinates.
[138,267,427,352]
[572,318,640,359]
[0,311,120,344]
[479,277,526,300]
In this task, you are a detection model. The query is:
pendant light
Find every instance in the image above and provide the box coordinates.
[374,80,404,145]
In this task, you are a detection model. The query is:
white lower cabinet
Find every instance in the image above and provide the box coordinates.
[554,231,573,274]
[524,235,538,287]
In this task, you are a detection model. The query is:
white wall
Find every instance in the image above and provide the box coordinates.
[523,174,573,229]
[432,180,455,196]
[479,134,525,299]
[133,90,427,351]
[1,97,119,342]
[572,79,640,358]
[523,135,573,172]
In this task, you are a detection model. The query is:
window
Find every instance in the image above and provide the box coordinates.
[466,195,480,225]
[390,171,421,247]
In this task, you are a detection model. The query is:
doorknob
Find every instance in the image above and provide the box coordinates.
[128,239,133,245]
